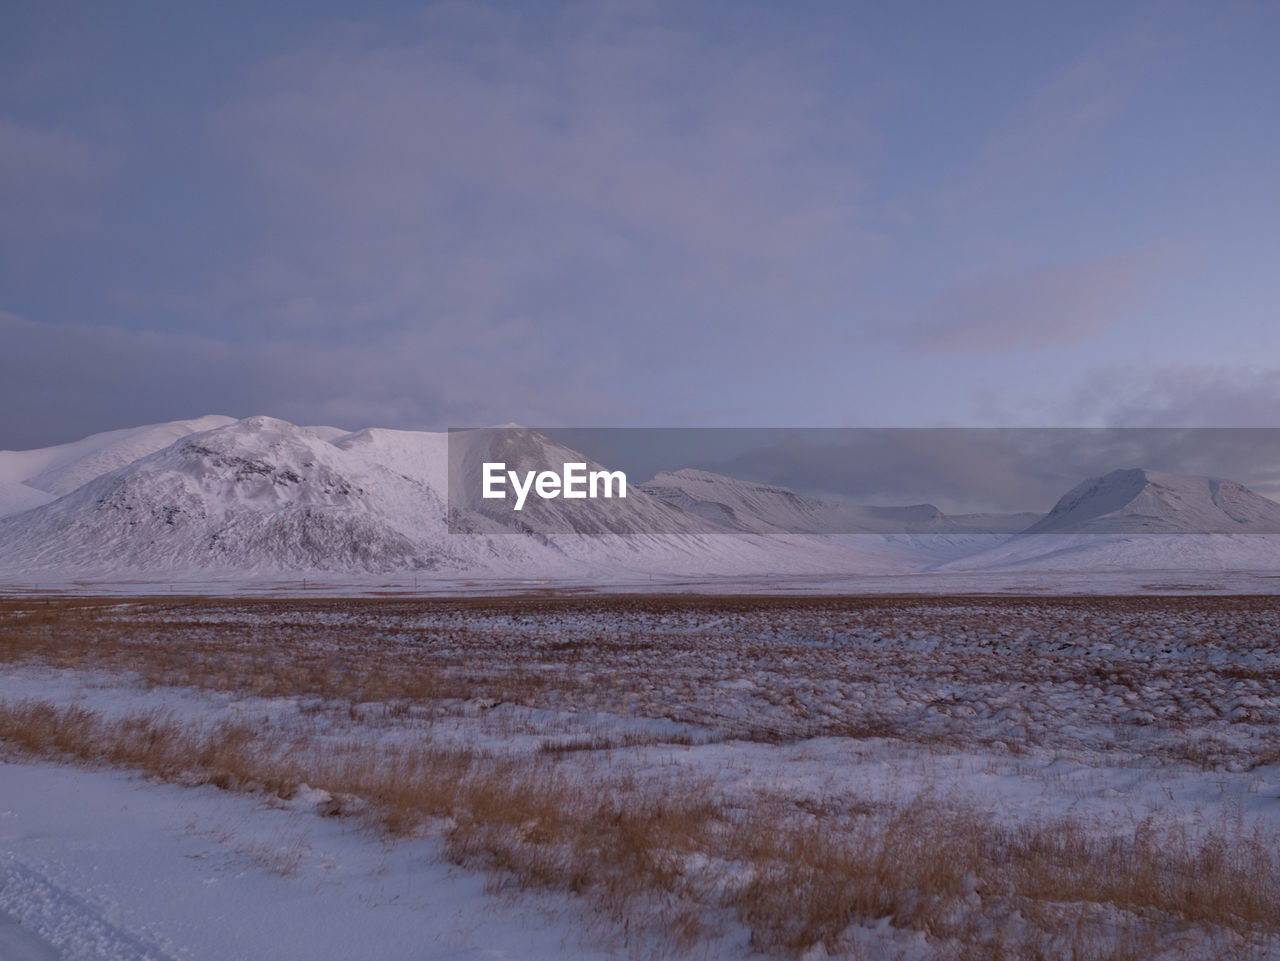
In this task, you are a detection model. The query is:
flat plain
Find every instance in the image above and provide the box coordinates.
[2,594,1279,960]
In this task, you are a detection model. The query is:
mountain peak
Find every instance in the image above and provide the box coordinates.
[1024,467,1280,534]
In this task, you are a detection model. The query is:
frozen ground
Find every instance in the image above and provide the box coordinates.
[1,594,1279,959]
[4,567,1280,597]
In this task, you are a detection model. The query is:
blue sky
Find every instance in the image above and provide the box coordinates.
[3,0,1279,447]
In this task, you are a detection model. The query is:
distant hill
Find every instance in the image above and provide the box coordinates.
[640,468,1037,534]
[939,468,1280,573]
[1023,468,1280,534]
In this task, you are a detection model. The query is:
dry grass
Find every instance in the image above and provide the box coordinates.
[5,593,1280,760]
[2,697,1278,959]
[539,730,700,753]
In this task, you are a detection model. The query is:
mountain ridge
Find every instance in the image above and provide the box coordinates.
[2,417,1279,581]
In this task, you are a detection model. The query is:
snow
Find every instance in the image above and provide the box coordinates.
[941,532,1280,573]
[0,481,53,520]
[0,416,237,501]
[0,761,622,961]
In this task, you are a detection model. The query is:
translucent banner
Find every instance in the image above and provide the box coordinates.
[446,427,1280,534]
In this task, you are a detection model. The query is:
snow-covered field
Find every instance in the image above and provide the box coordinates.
[2,594,1279,959]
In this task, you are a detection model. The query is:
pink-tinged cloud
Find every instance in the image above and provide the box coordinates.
[902,242,1184,353]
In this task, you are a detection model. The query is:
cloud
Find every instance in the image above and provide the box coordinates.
[899,242,1182,353]
[0,311,628,450]
[1062,365,1280,428]
[207,4,873,339]
[964,364,1280,496]
[2,4,883,449]
[0,116,110,268]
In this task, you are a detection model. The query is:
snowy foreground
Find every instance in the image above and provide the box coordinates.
[0,761,610,961]
[1,594,1279,960]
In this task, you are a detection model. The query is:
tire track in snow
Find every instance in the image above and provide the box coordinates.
[0,855,181,961]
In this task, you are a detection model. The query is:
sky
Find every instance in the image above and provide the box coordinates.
[2,0,1279,449]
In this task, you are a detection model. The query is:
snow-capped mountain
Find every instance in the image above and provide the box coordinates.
[0,417,542,574]
[0,415,238,518]
[940,468,1280,572]
[1023,468,1280,534]
[2,419,1279,584]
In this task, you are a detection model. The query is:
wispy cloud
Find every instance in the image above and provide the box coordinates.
[1062,364,1280,427]
[899,242,1183,353]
